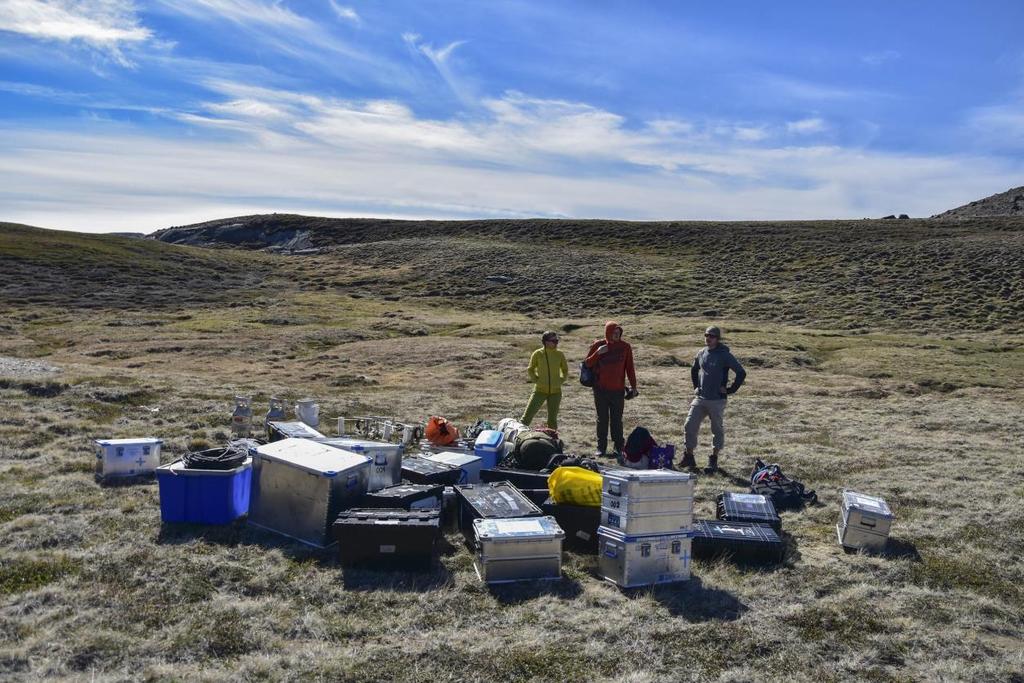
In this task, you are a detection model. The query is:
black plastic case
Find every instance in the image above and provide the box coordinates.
[716,492,782,532]
[401,456,463,486]
[480,468,551,489]
[691,519,784,564]
[542,497,600,553]
[455,482,543,543]
[362,483,443,510]
[333,508,440,570]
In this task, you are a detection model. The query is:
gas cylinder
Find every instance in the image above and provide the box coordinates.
[231,396,253,437]
[295,398,320,428]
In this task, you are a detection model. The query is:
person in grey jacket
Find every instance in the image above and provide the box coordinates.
[680,326,746,473]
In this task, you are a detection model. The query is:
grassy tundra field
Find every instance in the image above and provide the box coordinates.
[1,217,1023,682]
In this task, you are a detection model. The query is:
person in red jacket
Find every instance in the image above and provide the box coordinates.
[585,321,638,456]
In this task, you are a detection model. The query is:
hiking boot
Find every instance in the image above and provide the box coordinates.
[680,450,697,469]
[594,450,607,458]
[705,451,720,474]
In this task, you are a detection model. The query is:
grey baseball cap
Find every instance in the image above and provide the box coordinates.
[704,326,722,338]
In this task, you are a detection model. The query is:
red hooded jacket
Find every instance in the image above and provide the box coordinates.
[585,321,637,392]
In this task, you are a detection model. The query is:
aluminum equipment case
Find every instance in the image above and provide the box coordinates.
[691,519,784,564]
[600,469,694,535]
[317,437,403,492]
[716,492,781,532]
[456,482,543,543]
[543,497,601,553]
[333,508,440,570]
[401,455,463,486]
[249,438,370,547]
[837,490,894,552]
[267,421,325,442]
[94,438,162,482]
[422,451,483,484]
[480,468,551,489]
[362,483,443,510]
[602,468,696,500]
[473,516,565,584]
[597,526,692,588]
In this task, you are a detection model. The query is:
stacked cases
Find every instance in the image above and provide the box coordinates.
[597,469,696,587]
[458,481,566,583]
[716,492,781,532]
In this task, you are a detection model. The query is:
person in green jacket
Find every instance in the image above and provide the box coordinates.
[520,331,569,430]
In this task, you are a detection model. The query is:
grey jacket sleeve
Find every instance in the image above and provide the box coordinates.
[726,353,746,394]
[691,354,700,389]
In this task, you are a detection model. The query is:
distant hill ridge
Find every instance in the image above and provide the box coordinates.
[933,185,1024,219]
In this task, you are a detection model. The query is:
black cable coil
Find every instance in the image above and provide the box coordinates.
[182,441,249,470]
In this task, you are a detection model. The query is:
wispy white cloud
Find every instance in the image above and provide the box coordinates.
[328,0,360,24]
[758,74,889,102]
[861,50,901,67]
[4,80,1021,233]
[0,0,152,64]
[160,0,308,29]
[154,0,400,83]
[404,32,470,102]
[787,117,827,135]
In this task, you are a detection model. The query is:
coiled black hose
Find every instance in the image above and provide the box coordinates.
[182,441,250,470]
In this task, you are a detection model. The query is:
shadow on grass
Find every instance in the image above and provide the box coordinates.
[488,576,584,605]
[341,563,454,592]
[156,519,335,563]
[882,537,922,561]
[640,576,747,622]
[841,536,921,561]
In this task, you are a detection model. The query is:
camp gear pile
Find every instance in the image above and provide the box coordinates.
[106,400,898,591]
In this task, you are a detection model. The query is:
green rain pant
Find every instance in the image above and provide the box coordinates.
[521,389,562,430]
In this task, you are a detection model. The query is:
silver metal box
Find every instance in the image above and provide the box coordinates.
[94,438,162,480]
[601,492,694,516]
[602,468,696,501]
[473,516,564,583]
[597,527,692,588]
[249,438,370,547]
[599,506,694,535]
[317,438,402,492]
[837,490,894,552]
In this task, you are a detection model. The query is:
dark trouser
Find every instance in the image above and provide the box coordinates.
[593,388,625,453]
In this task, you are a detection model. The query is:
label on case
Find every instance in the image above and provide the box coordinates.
[379,545,396,553]
[730,493,766,503]
[608,513,621,528]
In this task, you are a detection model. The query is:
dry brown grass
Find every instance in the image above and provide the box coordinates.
[1,224,1023,682]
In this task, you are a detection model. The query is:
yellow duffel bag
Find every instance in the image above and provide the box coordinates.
[548,466,602,507]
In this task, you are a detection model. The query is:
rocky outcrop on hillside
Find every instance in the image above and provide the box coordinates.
[933,186,1024,218]
[151,215,317,252]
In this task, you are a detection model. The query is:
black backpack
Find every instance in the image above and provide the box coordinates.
[750,459,817,510]
[623,426,656,465]
[579,361,595,387]
[514,430,563,470]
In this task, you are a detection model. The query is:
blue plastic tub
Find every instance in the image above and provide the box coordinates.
[474,430,504,469]
[156,458,252,524]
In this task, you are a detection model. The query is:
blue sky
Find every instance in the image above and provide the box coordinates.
[1,1,1022,232]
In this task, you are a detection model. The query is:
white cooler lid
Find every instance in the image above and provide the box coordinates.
[255,438,368,476]
[95,437,163,446]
